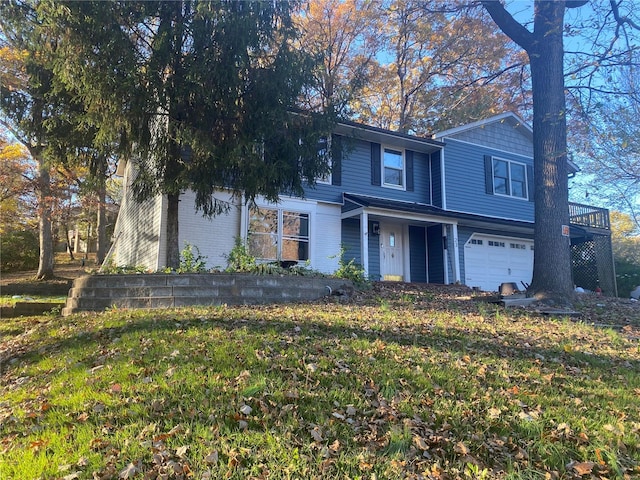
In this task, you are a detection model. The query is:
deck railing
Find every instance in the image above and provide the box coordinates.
[569,202,610,230]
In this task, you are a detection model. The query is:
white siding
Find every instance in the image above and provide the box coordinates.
[313,202,342,274]
[178,190,242,270]
[251,196,342,275]
[111,160,163,271]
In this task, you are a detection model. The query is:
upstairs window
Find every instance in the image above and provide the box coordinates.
[383,148,405,188]
[487,156,529,200]
[316,137,331,185]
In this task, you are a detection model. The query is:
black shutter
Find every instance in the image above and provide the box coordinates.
[484,155,494,194]
[527,164,534,202]
[406,150,414,191]
[371,143,381,186]
[331,134,342,186]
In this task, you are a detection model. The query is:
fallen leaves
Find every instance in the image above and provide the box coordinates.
[1,282,638,479]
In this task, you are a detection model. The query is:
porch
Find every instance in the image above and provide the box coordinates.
[568,202,616,296]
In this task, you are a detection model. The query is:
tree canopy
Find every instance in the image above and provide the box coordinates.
[44,0,335,268]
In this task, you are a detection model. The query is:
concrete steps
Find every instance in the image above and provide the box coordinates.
[62,273,352,315]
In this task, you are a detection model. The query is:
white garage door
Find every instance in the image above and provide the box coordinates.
[464,234,534,292]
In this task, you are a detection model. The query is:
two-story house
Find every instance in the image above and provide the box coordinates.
[110,112,616,294]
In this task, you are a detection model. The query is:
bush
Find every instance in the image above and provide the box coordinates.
[0,229,39,272]
[333,246,370,288]
[178,243,208,273]
[225,237,257,272]
[615,258,640,298]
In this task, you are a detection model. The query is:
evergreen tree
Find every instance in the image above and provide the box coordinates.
[47,0,335,269]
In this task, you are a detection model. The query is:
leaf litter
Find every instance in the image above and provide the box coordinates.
[0,282,638,479]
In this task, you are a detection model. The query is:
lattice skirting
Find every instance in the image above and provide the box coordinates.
[571,234,617,296]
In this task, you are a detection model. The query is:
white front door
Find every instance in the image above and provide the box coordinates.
[380,224,404,281]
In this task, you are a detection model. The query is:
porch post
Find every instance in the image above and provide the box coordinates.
[240,199,248,242]
[451,223,461,284]
[442,224,449,284]
[361,211,369,276]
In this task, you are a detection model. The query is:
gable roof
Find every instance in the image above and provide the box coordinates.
[433,112,579,174]
[335,119,444,154]
[432,112,532,141]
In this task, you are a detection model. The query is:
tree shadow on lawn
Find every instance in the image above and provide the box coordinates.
[3,305,639,477]
[3,304,638,386]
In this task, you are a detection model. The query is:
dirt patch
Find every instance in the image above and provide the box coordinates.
[0,256,92,296]
[352,281,640,330]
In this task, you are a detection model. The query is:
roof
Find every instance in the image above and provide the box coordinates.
[335,120,444,154]
[432,112,532,141]
[433,112,580,174]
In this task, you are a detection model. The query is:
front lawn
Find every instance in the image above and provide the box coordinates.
[1,284,639,479]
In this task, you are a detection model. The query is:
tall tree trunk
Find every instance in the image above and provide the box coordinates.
[166,192,180,270]
[482,0,579,304]
[527,1,574,302]
[96,179,107,266]
[35,153,54,280]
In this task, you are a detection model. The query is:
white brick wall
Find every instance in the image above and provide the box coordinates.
[178,190,242,270]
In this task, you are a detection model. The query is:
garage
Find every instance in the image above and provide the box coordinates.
[463,234,534,292]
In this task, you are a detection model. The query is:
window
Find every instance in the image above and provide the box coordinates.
[248,207,309,262]
[492,158,528,199]
[383,148,404,188]
[470,238,483,245]
[317,137,332,185]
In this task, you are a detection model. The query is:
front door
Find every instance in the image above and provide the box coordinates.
[380,223,404,281]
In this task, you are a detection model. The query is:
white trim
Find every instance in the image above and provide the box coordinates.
[491,156,530,201]
[452,223,460,283]
[341,206,364,220]
[440,148,447,210]
[361,211,369,277]
[240,198,248,243]
[382,145,406,190]
[403,224,411,283]
[442,224,449,284]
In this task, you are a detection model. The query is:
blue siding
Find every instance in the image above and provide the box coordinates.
[339,138,433,204]
[427,225,444,283]
[340,217,381,280]
[368,223,380,280]
[430,151,442,208]
[341,218,361,266]
[409,225,427,283]
[303,135,436,206]
[443,138,535,221]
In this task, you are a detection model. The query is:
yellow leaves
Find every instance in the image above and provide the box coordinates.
[0,46,29,90]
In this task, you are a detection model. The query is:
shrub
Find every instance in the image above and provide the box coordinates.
[615,258,640,298]
[0,229,39,272]
[178,243,208,273]
[225,237,257,272]
[333,246,370,288]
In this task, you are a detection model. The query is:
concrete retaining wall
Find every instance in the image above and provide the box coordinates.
[62,273,352,315]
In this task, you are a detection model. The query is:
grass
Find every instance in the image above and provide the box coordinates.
[0,285,639,479]
[1,295,68,307]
